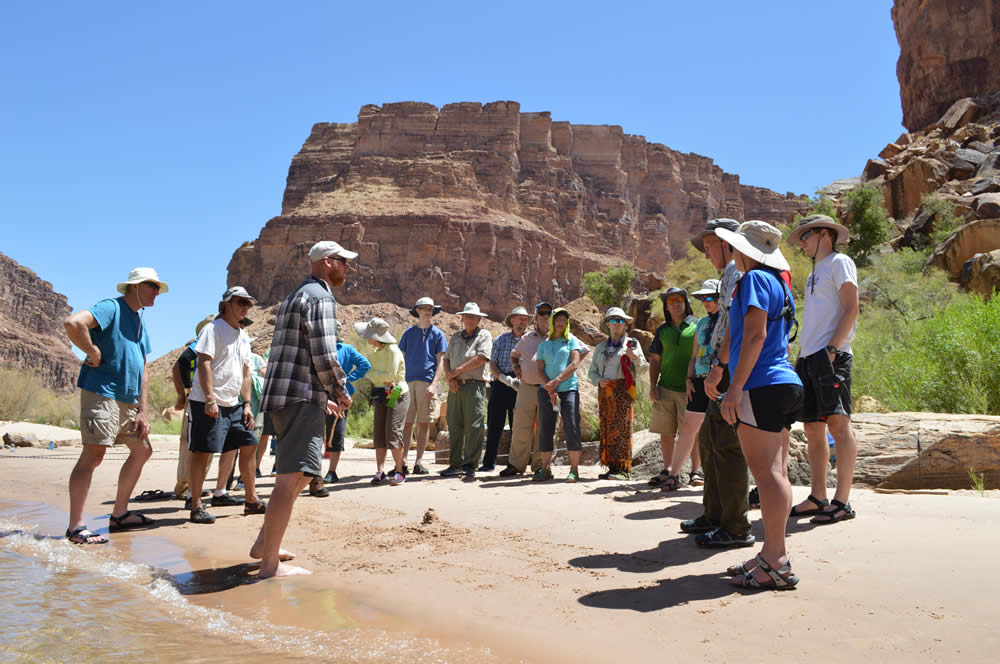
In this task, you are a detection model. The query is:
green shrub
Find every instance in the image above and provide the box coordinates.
[843,183,890,267]
[147,376,178,417]
[583,264,636,309]
[921,196,963,247]
[0,367,77,427]
[344,391,375,439]
[150,418,183,435]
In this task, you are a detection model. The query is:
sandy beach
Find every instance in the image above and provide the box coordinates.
[2,421,998,663]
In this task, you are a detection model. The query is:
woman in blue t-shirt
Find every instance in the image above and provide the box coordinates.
[714,221,804,591]
[535,308,587,483]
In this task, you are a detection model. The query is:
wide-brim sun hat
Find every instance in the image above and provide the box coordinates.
[410,296,443,317]
[691,278,721,298]
[195,314,217,337]
[715,221,791,272]
[117,267,168,295]
[787,213,851,246]
[308,240,358,262]
[504,306,531,327]
[603,306,633,323]
[456,302,488,318]
[690,218,740,253]
[354,317,396,344]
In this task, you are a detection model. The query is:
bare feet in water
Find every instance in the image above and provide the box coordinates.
[249,546,296,561]
[259,562,312,579]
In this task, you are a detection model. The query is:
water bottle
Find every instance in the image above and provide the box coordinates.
[49,441,55,450]
[386,385,403,408]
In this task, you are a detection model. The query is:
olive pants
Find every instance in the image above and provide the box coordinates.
[447,381,487,469]
[697,398,751,537]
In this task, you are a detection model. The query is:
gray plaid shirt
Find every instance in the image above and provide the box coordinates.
[261,276,347,412]
[708,259,744,358]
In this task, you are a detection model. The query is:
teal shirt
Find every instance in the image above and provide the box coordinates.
[77,297,151,404]
[537,334,585,392]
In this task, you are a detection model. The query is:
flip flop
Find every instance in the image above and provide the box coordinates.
[108,510,155,531]
[134,489,172,502]
[790,494,829,517]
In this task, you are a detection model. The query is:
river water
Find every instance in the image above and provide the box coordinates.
[0,501,505,663]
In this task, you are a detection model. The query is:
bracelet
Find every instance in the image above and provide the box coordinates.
[205,399,217,405]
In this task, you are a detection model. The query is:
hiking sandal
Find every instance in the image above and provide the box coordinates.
[659,473,681,492]
[790,494,829,517]
[648,470,672,487]
[243,500,267,515]
[730,554,799,591]
[66,526,108,544]
[810,498,856,524]
[108,511,154,531]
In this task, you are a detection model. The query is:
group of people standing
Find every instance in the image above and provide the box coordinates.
[62,211,860,588]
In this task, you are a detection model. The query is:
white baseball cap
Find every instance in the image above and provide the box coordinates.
[308,241,358,262]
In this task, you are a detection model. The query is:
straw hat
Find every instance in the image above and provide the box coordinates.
[456,302,488,318]
[504,306,531,327]
[117,267,168,295]
[409,296,443,317]
[787,214,850,246]
[354,317,396,344]
[715,221,790,272]
[691,279,721,299]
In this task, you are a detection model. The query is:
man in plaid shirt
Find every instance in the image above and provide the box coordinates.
[249,240,354,578]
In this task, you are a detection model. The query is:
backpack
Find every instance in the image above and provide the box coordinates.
[734,267,798,343]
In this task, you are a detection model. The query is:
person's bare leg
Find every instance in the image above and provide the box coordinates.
[250,472,311,577]
[669,412,705,476]
[68,445,106,531]
[327,451,341,475]
[110,438,153,520]
[826,414,857,505]
[415,422,431,467]
[189,451,213,510]
[779,428,790,480]
[391,446,406,473]
[792,421,830,512]
[255,434,269,471]
[216,449,237,492]
[239,446,259,504]
[568,450,581,473]
[690,435,702,473]
[659,434,675,474]
[375,447,387,474]
[738,424,792,581]
[540,451,553,469]
[401,420,415,467]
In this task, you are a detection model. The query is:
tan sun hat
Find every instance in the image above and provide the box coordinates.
[195,314,217,337]
[456,302,488,318]
[787,214,851,246]
[715,221,790,272]
[504,306,531,327]
[117,267,168,295]
[354,317,396,344]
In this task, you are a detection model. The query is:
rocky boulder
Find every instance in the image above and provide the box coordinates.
[926,218,1000,280]
[961,249,1000,297]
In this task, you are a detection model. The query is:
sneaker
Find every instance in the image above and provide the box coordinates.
[477,464,494,473]
[210,493,244,508]
[412,463,429,475]
[184,496,193,510]
[390,472,406,486]
[462,466,476,480]
[695,528,756,548]
[439,466,460,478]
[566,469,579,483]
[243,499,267,515]
[401,464,410,475]
[608,470,631,481]
[190,506,215,524]
[532,468,554,482]
[309,478,330,497]
[324,471,339,484]
[498,465,520,477]
[371,471,387,485]
[679,515,718,534]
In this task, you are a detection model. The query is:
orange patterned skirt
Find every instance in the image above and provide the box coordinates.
[599,379,635,473]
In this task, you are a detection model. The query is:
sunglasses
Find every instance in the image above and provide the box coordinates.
[537,310,552,317]
[607,317,626,324]
[701,296,717,302]
[800,229,815,242]
[141,281,160,292]
[233,298,253,308]
[327,255,348,263]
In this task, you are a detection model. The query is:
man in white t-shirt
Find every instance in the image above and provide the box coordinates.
[788,215,860,525]
[187,286,267,524]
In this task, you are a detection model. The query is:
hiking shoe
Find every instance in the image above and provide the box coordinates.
[695,528,755,548]
[607,470,631,481]
[680,515,718,534]
[390,472,406,486]
[324,471,339,484]
[190,506,215,524]
[184,496,193,510]
[401,464,410,475]
[412,463,429,475]
[462,466,476,480]
[309,478,329,497]
[498,465,520,477]
[439,466,460,478]
[371,471,387,485]
[748,487,761,509]
[211,493,244,507]
[566,469,579,483]
[243,499,267,515]
[532,468,554,482]
[477,464,494,472]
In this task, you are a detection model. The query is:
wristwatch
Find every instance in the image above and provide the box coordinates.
[825,345,837,355]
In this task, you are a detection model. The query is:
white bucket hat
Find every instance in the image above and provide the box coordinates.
[410,296,443,317]
[308,240,358,262]
[221,286,258,305]
[715,221,790,272]
[504,306,531,327]
[603,306,633,323]
[117,267,168,295]
[691,279,721,298]
[787,214,851,246]
[354,317,396,344]
[456,302,488,318]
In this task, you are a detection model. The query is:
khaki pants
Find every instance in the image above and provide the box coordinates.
[508,382,541,472]
[173,405,211,496]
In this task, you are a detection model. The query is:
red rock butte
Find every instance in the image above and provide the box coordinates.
[228,101,803,316]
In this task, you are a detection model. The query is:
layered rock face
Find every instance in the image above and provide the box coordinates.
[229,101,803,316]
[0,252,79,391]
[893,0,1000,132]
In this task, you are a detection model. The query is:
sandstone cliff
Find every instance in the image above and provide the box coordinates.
[0,252,79,391]
[893,0,1000,132]
[228,102,804,316]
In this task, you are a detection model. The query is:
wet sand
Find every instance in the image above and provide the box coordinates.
[2,425,999,663]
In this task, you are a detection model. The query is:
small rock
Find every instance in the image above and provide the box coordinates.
[422,508,439,525]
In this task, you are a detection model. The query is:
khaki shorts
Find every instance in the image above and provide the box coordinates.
[650,388,687,438]
[405,380,438,424]
[79,389,143,446]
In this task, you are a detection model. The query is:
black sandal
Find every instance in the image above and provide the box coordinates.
[134,489,171,502]
[108,510,154,531]
[648,470,672,487]
[659,474,681,492]
[731,554,799,591]
[789,494,829,517]
[810,499,856,524]
[66,526,108,544]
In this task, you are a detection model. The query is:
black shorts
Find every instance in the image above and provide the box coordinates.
[325,413,346,452]
[261,411,277,436]
[795,350,853,422]
[188,401,258,454]
[686,376,709,413]
[736,384,804,433]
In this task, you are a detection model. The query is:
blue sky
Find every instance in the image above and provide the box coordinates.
[1,1,902,359]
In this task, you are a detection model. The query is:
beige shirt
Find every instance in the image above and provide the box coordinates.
[445,328,493,382]
[512,331,546,385]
